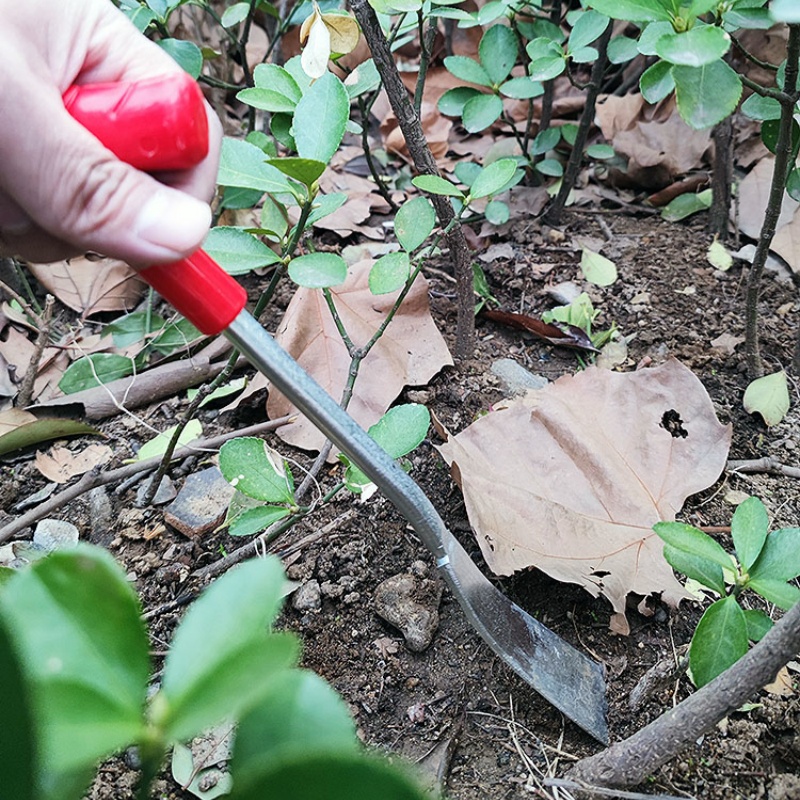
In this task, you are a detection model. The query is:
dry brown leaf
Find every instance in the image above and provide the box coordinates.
[314,171,391,238]
[0,408,36,436]
[267,260,452,455]
[437,359,731,622]
[35,443,113,484]
[27,258,147,316]
[764,664,794,697]
[382,102,452,162]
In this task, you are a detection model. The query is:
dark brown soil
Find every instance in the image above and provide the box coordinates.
[6,209,800,800]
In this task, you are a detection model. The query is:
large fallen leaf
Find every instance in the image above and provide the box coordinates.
[267,260,452,455]
[35,443,113,484]
[437,359,731,620]
[27,258,147,316]
[0,411,101,458]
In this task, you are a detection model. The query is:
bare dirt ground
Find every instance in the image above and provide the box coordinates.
[5,208,800,800]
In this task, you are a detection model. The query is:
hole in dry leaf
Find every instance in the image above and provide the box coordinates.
[660,409,688,439]
[591,570,611,578]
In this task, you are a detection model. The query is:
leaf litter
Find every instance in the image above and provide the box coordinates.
[437,359,731,627]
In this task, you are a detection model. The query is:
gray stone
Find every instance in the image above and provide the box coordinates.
[374,573,442,652]
[292,579,321,612]
[33,518,79,551]
[136,475,177,506]
[164,467,234,538]
[490,359,548,397]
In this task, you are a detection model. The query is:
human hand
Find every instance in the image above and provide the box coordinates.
[0,0,222,267]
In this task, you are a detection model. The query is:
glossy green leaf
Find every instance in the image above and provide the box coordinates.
[438,87,480,116]
[412,174,464,197]
[580,247,617,286]
[585,0,671,21]
[253,63,303,103]
[570,46,599,63]
[462,93,504,132]
[369,252,411,295]
[0,548,149,783]
[237,87,298,114]
[0,612,35,800]
[586,144,615,160]
[743,608,773,643]
[395,196,435,252]
[218,138,293,194]
[0,418,101,458]
[267,157,327,186]
[455,162,482,188]
[536,158,563,177]
[743,370,790,427]
[761,118,800,156]
[689,596,748,687]
[787,168,800,202]
[58,354,134,394]
[673,60,742,129]
[222,187,264,210]
[740,93,782,121]
[499,77,544,99]
[663,543,726,595]
[654,521,733,569]
[222,1,250,26]
[136,419,203,462]
[288,253,348,288]
[305,192,348,226]
[771,0,800,22]
[608,35,640,64]
[229,505,292,537]
[158,39,203,78]
[470,158,518,199]
[485,199,510,225]
[230,752,430,800]
[731,496,769,572]
[293,72,349,163]
[640,60,675,103]
[159,557,298,741]
[476,0,508,25]
[233,670,357,785]
[751,527,800,583]
[655,25,731,67]
[124,5,157,32]
[105,312,166,348]
[748,578,800,610]
[531,126,561,156]
[204,227,281,275]
[151,317,202,355]
[725,8,772,28]
[219,437,295,503]
[638,21,675,56]
[528,54,567,82]
[344,59,381,99]
[443,55,492,87]
[661,188,712,221]
[187,377,247,408]
[568,10,609,52]
[479,25,518,85]
[688,0,720,15]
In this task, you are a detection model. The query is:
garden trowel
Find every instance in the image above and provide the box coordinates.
[65,73,609,743]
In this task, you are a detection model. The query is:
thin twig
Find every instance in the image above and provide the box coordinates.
[16,295,54,408]
[544,777,693,800]
[727,457,800,479]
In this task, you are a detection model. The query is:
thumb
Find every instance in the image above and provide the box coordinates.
[0,83,211,266]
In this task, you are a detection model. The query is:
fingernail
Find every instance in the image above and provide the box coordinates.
[134,190,211,256]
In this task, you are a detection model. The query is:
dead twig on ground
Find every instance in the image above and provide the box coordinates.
[0,418,290,543]
[727,457,800,479]
[16,294,54,408]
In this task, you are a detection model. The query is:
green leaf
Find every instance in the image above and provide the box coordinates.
[570,46,599,64]
[105,311,166,348]
[253,63,303,101]
[222,1,251,26]
[292,72,349,163]
[151,317,202,355]
[743,608,773,643]
[470,158,518,199]
[673,60,742,130]
[158,557,298,741]
[655,26,731,67]
[158,39,203,78]
[661,188,712,221]
[462,93,504,132]
[689,596,748,687]
[654,521,733,570]
[748,578,800,610]
[218,138,293,194]
[479,25,518,85]
[344,59,381,99]
[607,35,640,64]
[536,158,563,177]
[229,505,292,537]
[306,192,348,227]
[288,253,348,288]
[485,199,510,225]
[663,543,726,595]
[230,752,429,800]
[743,370,790,427]
[568,11,609,52]
[344,404,430,490]
[58,354,134,394]
[531,126,561,156]
[136,419,203,462]
[586,144,615,160]
[731,496,769,572]
[771,0,800,22]
[267,157,327,186]
[124,5,157,32]
[395,196,435,252]
[233,670,357,785]
[237,87,298,114]
[580,247,617,286]
[688,0,720,15]
[787,168,800,202]
[444,55,493,87]
[369,252,411,295]
[750,527,800,583]
[219,437,295,504]
[499,77,544,99]
[0,612,35,800]
[0,547,149,782]
[455,162,482,187]
[528,54,567,82]
[707,238,733,271]
[740,93,782,121]
[187,377,247,408]
[585,0,671,22]
[0,418,101,458]
[222,186,264,210]
[204,227,281,275]
[412,174,464,198]
[640,60,675,103]
[761,118,800,156]
[438,87,480,116]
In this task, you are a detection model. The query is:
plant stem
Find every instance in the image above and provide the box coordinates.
[571,595,800,787]
[745,25,800,378]
[709,116,733,239]
[351,0,475,358]
[544,20,612,225]
[414,11,437,117]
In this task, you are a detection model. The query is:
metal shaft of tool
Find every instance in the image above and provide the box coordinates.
[225,311,609,743]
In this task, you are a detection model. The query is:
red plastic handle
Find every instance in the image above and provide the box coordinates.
[64,74,247,335]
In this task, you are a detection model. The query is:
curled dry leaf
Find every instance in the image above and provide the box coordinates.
[437,359,731,623]
[35,443,113,484]
[267,260,452,457]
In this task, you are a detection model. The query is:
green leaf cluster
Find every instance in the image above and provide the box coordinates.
[655,497,800,687]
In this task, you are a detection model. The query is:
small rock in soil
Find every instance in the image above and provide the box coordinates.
[136,475,177,507]
[490,359,548,397]
[292,579,322,612]
[770,774,800,800]
[33,518,80,551]
[163,467,234,538]
[374,572,442,652]
[89,487,114,545]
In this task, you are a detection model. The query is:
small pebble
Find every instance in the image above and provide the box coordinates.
[292,579,321,612]
[374,573,442,652]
